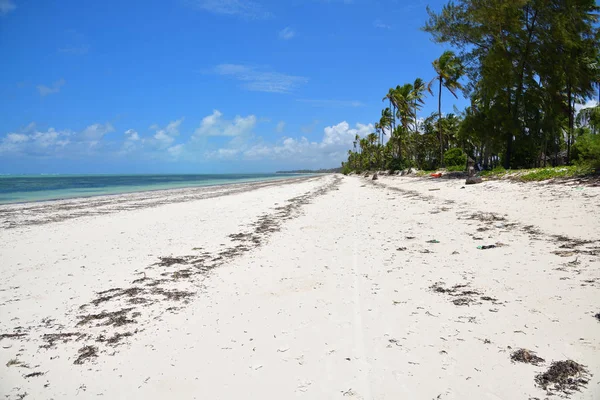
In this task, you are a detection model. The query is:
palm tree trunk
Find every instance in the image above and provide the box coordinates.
[567,84,572,164]
[413,100,418,167]
[438,77,443,167]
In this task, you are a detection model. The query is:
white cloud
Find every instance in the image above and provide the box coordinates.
[321,122,371,147]
[208,120,372,167]
[120,129,141,154]
[124,129,140,141]
[0,0,16,15]
[189,0,271,19]
[37,79,66,96]
[276,121,285,133]
[278,27,295,40]
[168,144,184,157]
[80,123,114,141]
[373,19,391,30]
[209,64,308,93]
[151,118,183,148]
[205,147,242,160]
[297,99,364,108]
[5,133,29,143]
[154,131,174,145]
[0,123,73,155]
[194,110,257,137]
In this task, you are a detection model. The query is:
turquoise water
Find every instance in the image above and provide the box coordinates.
[0,174,305,204]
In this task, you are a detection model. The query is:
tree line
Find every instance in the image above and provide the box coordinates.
[342,0,600,174]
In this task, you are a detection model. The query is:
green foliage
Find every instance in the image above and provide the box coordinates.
[520,166,593,181]
[480,166,507,177]
[424,0,600,169]
[341,163,353,175]
[446,164,465,172]
[573,133,600,169]
[341,1,600,177]
[386,157,408,172]
[479,165,592,181]
[444,148,467,166]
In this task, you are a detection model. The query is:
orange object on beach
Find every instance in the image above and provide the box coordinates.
[430,173,442,178]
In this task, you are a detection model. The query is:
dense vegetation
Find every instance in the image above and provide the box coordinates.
[342,0,600,175]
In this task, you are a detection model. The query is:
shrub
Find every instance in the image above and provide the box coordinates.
[574,133,600,169]
[480,166,507,177]
[386,158,408,172]
[446,165,465,172]
[444,148,467,167]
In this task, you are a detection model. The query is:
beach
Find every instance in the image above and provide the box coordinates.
[1,174,599,399]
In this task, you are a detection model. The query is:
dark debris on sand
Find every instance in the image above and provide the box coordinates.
[535,360,590,396]
[431,282,500,307]
[452,297,474,306]
[96,332,133,347]
[594,312,600,322]
[73,345,98,365]
[153,256,194,267]
[76,308,136,327]
[91,287,145,306]
[23,372,45,378]
[40,332,87,349]
[150,288,194,301]
[511,349,545,365]
[16,176,343,371]
[0,333,27,341]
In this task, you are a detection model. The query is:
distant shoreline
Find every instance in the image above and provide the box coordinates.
[0,173,313,205]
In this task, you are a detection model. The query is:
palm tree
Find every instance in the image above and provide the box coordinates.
[383,88,397,136]
[379,108,393,168]
[430,50,464,166]
[367,132,379,169]
[412,78,428,135]
[392,83,415,160]
[408,78,428,164]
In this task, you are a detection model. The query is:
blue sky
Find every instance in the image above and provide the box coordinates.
[0,0,469,174]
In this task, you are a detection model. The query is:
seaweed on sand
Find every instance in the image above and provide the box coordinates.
[23,372,45,378]
[0,333,26,341]
[511,349,545,365]
[96,332,133,347]
[73,345,98,365]
[150,288,194,301]
[535,360,589,395]
[91,287,145,306]
[76,308,136,327]
[40,332,86,349]
[153,256,193,267]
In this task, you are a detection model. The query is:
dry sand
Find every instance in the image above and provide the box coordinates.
[0,174,599,399]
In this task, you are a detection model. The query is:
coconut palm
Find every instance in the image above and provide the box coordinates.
[412,78,428,135]
[379,108,393,168]
[430,50,464,166]
[392,83,416,160]
[383,88,397,135]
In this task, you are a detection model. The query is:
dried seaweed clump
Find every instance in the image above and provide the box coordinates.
[77,308,136,327]
[535,360,589,395]
[511,349,545,365]
[73,345,98,365]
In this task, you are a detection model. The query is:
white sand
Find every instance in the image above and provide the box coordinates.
[1,174,599,399]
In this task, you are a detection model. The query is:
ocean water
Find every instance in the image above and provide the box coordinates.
[0,174,305,205]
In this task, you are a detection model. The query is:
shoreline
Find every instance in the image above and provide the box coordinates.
[0,175,319,229]
[0,173,316,206]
